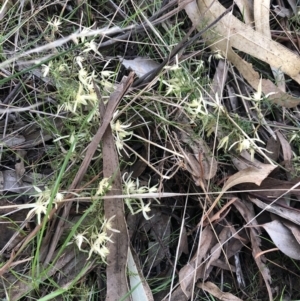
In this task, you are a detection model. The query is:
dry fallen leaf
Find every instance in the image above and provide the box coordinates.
[198,281,243,301]
[282,220,300,245]
[249,197,300,226]
[176,114,218,181]
[203,227,231,279]
[234,0,254,25]
[261,220,300,260]
[0,134,25,147]
[183,0,300,107]
[179,225,215,298]
[144,209,171,269]
[254,0,286,92]
[204,163,276,219]
[1,170,23,193]
[223,164,276,192]
[276,131,293,162]
[178,224,189,256]
[121,57,160,78]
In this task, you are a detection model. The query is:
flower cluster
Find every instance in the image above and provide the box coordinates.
[110,111,133,155]
[23,186,64,225]
[74,216,119,261]
[122,173,158,220]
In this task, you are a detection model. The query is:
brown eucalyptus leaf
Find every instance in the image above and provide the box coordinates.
[222,164,276,192]
[261,220,300,260]
[276,132,292,161]
[102,117,130,301]
[198,281,243,301]
[196,0,300,80]
[178,225,189,255]
[249,197,300,226]
[235,0,254,25]
[254,0,286,92]
[203,164,276,220]
[237,177,300,199]
[179,226,215,298]
[204,227,231,279]
[183,0,300,107]
[282,220,300,245]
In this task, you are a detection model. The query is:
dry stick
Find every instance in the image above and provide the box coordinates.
[99,88,131,301]
[42,72,134,265]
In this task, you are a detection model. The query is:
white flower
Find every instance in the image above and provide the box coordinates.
[96,178,112,196]
[134,201,153,220]
[103,215,120,233]
[122,173,158,220]
[26,198,48,225]
[236,78,276,102]
[47,17,62,32]
[41,64,51,77]
[22,186,51,224]
[229,137,265,161]
[75,56,84,69]
[88,232,113,261]
[82,39,102,57]
[218,135,230,151]
[74,232,89,251]
[111,113,133,152]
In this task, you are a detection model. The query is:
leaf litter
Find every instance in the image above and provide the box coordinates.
[1,0,300,300]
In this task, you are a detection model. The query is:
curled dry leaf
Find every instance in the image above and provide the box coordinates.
[121,57,160,78]
[222,164,276,192]
[179,225,215,298]
[249,197,300,226]
[261,220,300,260]
[203,227,231,280]
[203,162,276,219]
[198,281,243,301]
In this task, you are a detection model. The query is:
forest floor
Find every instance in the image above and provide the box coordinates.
[0,0,300,300]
